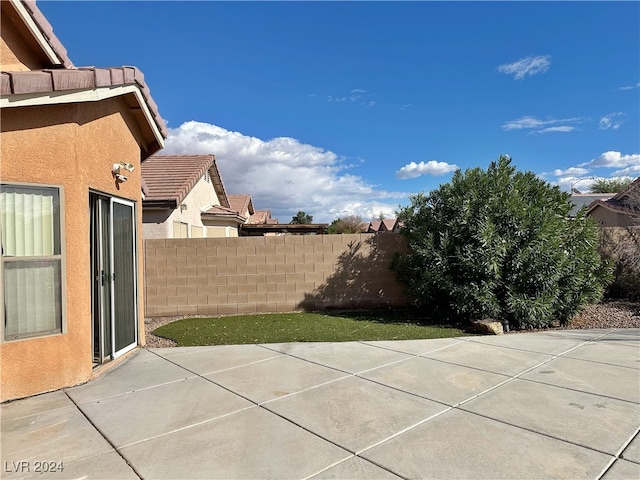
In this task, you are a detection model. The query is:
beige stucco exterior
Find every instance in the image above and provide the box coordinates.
[143,175,240,239]
[0,99,149,401]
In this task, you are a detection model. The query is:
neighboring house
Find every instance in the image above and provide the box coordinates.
[380,218,401,232]
[570,193,615,217]
[141,154,245,238]
[361,218,401,233]
[586,177,640,227]
[228,194,255,222]
[0,0,166,401]
[225,194,288,235]
[249,209,279,225]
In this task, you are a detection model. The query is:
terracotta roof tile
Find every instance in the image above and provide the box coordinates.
[1,2,167,154]
[142,154,219,208]
[1,67,167,139]
[21,0,73,68]
[382,218,397,231]
[248,209,279,225]
[228,194,254,216]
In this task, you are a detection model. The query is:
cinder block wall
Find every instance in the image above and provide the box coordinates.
[144,233,408,318]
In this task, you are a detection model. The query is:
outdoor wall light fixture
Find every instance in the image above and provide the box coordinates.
[112,161,135,183]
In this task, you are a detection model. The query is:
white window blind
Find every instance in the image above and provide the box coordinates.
[1,185,63,339]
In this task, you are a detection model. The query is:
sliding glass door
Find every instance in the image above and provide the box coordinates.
[91,193,138,364]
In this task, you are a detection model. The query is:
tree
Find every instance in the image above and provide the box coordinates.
[328,215,363,234]
[590,177,633,193]
[290,211,313,224]
[391,156,613,330]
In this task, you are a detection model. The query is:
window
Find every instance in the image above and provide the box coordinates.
[173,221,188,238]
[1,184,64,340]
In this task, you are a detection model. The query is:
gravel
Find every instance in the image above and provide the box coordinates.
[143,300,640,348]
[566,300,640,330]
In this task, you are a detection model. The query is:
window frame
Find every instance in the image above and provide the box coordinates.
[0,182,67,342]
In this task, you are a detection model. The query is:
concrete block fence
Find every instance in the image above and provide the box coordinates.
[143,233,409,318]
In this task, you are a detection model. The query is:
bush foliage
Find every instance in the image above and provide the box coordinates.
[391,156,613,329]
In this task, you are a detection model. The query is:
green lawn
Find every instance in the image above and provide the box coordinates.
[153,311,467,346]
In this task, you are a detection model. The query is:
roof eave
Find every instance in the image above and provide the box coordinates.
[1,84,165,158]
[11,0,72,68]
[142,199,177,210]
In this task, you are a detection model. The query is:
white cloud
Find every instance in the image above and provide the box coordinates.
[580,151,640,168]
[619,82,640,91]
[551,167,589,176]
[498,55,551,80]
[162,121,406,223]
[502,116,585,134]
[502,116,547,130]
[536,126,577,134]
[396,160,459,179]
[612,165,640,176]
[599,112,625,130]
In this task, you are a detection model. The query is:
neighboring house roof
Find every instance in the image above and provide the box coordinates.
[570,194,615,217]
[201,205,246,224]
[359,222,370,232]
[586,177,640,216]
[381,218,398,231]
[1,0,166,157]
[228,194,255,217]
[248,209,279,225]
[141,154,229,210]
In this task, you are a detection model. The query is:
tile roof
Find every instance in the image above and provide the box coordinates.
[248,209,279,225]
[570,194,615,216]
[10,0,73,68]
[1,66,167,136]
[369,220,382,232]
[228,194,254,217]
[382,218,398,231]
[587,176,640,215]
[141,154,229,209]
[1,1,167,157]
[612,176,640,202]
[202,205,247,224]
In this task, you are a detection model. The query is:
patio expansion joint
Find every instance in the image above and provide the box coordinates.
[145,349,360,459]
[356,338,467,357]
[353,335,627,459]
[63,391,143,480]
[145,347,433,478]
[594,407,640,479]
[256,342,419,377]
[300,454,407,480]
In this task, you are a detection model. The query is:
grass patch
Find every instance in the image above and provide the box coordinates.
[153,310,467,346]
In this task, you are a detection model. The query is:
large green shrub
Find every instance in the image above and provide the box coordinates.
[391,156,612,330]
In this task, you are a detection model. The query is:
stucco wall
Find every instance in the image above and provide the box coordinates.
[142,174,226,239]
[1,98,148,402]
[0,4,46,71]
[589,206,637,227]
[144,233,408,318]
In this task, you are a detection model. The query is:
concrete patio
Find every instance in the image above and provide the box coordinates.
[2,329,639,479]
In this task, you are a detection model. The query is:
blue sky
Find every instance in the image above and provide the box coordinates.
[38,1,639,223]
